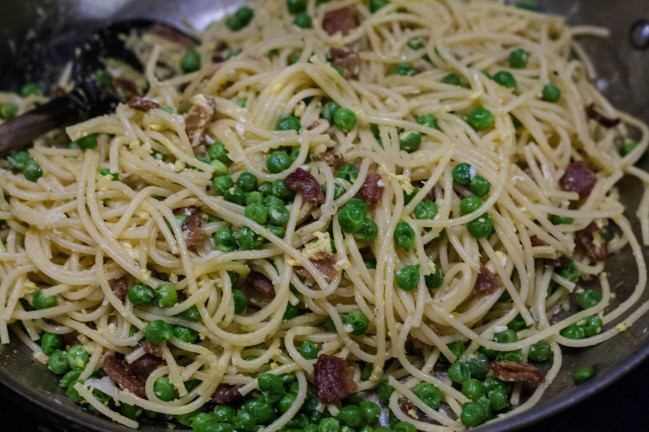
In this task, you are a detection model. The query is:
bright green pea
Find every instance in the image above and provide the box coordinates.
[394,221,415,250]
[445,341,466,363]
[337,405,364,428]
[396,264,420,291]
[208,141,230,163]
[467,352,490,379]
[144,320,174,344]
[244,202,269,224]
[573,366,596,384]
[449,361,471,384]
[224,185,246,204]
[441,73,462,86]
[155,283,178,308]
[319,417,341,432]
[620,139,639,157]
[213,175,233,196]
[287,0,306,13]
[210,159,229,176]
[277,392,297,414]
[272,179,295,200]
[65,379,84,403]
[484,376,511,394]
[267,150,292,173]
[452,162,474,186]
[495,329,518,344]
[212,405,236,423]
[343,309,369,335]
[337,163,359,182]
[247,399,276,425]
[466,106,495,131]
[276,116,301,131]
[333,108,357,133]
[98,167,119,181]
[460,401,487,427]
[0,102,18,120]
[391,63,416,76]
[467,214,494,238]
[48,350,69,375]
[299,340,319,360]
[237,172,257,192]
[408,37,425,50]
[417,113,438,129]
[560,323,585,339]
[425,264,444,289]
[23,159,43,182]
[70,133,98,150]
[180,305,200,322]
[462,378,485,401]
[40,332,63,355]
[33,289,57,310]
[67,345,89,370]
[226,6,255,31]
[268,205,290,226]
[234,226,263,250]
[394,421,417,432]
[180,49,201,73]
[266,224,286,237]
[360,400,381,424]
[488,388,510,412]
[497,350,524,363]
[233,289,248,314]
[321,101,340,122]
[550,214,574,225]
[354,218,378,242]
[7,150,31,172]
[508,48,529,69]
[557,260,580,282]
[377,379,394,404]
[369,0,390,13]
[492,71,517,88]
[293,13,312,28]
[154,376,178,401]
[214,226,238,252]
[258,373,285,404]
[414,199,438,220]
[577,289,601,309]
[582,315,603,337]
[233,409,255,431]
[414,382,442,409]
[338,199,367,233]
[460,195,483,215]
[542,84,561,102]
[399,130,422,153]
[20,83,42,97]
[469,175,491,197]
[192,413,218,432]
[528,340,552,363]
[508,314,528,332]
[173,325,198,343]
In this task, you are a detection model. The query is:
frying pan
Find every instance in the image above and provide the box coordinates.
[1,1,648,430]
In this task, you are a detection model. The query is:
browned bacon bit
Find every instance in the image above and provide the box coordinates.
[127,354,163,381]
[544,255,570,268]
[489,361,545,385]
[530,236,547,247]
[110,277,128,302]
[575,222,608,262]
[329,47,360,78]
[210,384,243,405]
[307,121,321,131]
[585,103,622,129]
[185,97,216,145]
[322,7,358,36]
[313,151,343,169]
[103,354,159,398]
[284,168,325,206]
[359,172,384,205]
[314,354,357,404]
[560,161,597,199]
[127,96,160,112]
[311,256,338,279]
[246,271,275,298]
[112,77,139,100]
[212,41,230,63]
[474,266,502,295]
[400,399,421,420]
[174,206,207,248]
[141,341,163,358]
[150,24,196,48]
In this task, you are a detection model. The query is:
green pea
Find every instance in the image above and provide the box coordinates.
[210,159,228,176]
[573,366,596,385]
[318,417,341,432]
[528,340,552,363]
[448,361,471,384]
[369,0,390,13]
[407,37,425,50]
[40,332,63,355]
[354,218,378,242]
[508,314,528,332]
[460,195,483,215]
[359,400,381,424]
[98,167,119,180]
[394,221,415,250]
[560,323,585,339]
[23,159,43,182]
[377,379,394,404]
[268,205,290,226]
[117,404,143,421]
[494,329,518,344]
[33,289,57,310]
[179,49,201,73]
[155,283,178,308]
[582,315,603,337]
[414,382,442,409]
[299,340,320,360]
[469,175,491,197]
[333,108,357,133]
[71,133,98,150]
[550,214,574,225]
[48,350,69,375]
[266,224,286,237]
[214,226,238,252]
[288,51,302,65]
[65,379,83,403]
[338,198,367,233]
[492,71,517,89]
[192,413,218,432]
[0,102,18,120]
[462,378,485,401]
[497,350,524,363]
[396,264,420,291]
[620,139,639,157]
[337,405,364,427]
[287,0,306,13]
[391,63,416,76]
[483,376,511,394]
[441,73,462,86]
[154,376,178,401]
[337,163,359,182]
[321,101,340,122]
[557,260,580,282]
[246,399,276,425]
[213,175,234,196]
[208,141,230,163]
[224,185,246,204]
[394,422,417,432]
[293,13,313,28]
[542,84,561,102]
[508,48,529,69]
[343,309,369,335]
[275,392,296,414]
[236,172,257,192]
[234,410,256,431]
[144,319,174,344]
[234,226,263,250]
[233,289,248,314]
[416,113,438,129]
[226,6,255,31]
[277,116,301,131]
[445,341,466,363]
[452,162,474,186]
[488,388,510,412]
[67,345,89,370]
[20,83,42,97]
[414,199,438,220]
[467,352,489,379]
[258,373,285,403]
[460,401,487,427]
[283,302,300,320]
[7,150,31,172]
[272,179,295,200]
[173,325,198,343]
[467,214,494,238]
[399,130,422,153]
[244,202,269,225]
[258,182,273,196]
[212,405,236,424]
[425,265,444,289]
[266,150,292,173]
[466,106,495,131]
[577,289,601,309]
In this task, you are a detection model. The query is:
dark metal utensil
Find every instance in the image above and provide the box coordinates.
[0,19,195,156]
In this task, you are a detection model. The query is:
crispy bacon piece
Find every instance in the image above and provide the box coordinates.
[103,354,162,397]
[575,222,608,262]
[313,151,343,169]
[127,354,163,381]
[295,256,338,280]
[111,277,128,302]
[284,168,325,206]
[400,399,421,420]
[112,78,139,100]
[475,266,502,295]
[210,384,243,405]
[246,271,275,298]
[330,47,360,78]
[585,103,621,129]
[358,172,384,205]
[173,206,207,248]
[212,41,230,63]
[141,341,163,358]
[185,97,216,145]
[560,161,597,198]
[322,7,357,36]
[489,361,545,385]
[530,236,547,247]
[313,354,357,404]
[128,96,160,112]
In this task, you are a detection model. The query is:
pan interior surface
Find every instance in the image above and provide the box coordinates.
[0,1,648,431]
